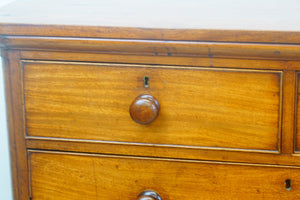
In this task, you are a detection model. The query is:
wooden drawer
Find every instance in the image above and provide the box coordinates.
[24,61,281,151]
[29,151,300,200]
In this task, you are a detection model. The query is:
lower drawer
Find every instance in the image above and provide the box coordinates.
[29,151,300,200]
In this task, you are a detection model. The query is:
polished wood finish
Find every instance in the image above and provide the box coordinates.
[294,73,300,152]
[130,94,160,125]
[282,71,296,154]
[3,36,300,60]
[26,137,300,166]
[1,50,19,200]
[24,62,281,151]
[29,151,300,200]
[1,24,300,44]
[19,51,300,71]
[2,50,30,200]
[2,1,300,199]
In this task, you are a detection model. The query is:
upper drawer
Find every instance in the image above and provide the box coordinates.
[23,61,281,151]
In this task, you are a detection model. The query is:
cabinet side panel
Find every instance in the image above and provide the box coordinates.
[3,50,30,200]
[1,49,18,200]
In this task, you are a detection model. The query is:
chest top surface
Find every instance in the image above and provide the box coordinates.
[0,0,300,43]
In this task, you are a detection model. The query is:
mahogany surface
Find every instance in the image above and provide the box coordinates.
[1,1,300,199]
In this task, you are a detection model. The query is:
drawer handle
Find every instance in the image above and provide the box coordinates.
[130,94,160,125]
[137,190,162,200]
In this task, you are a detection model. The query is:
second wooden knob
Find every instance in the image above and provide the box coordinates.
[137,190,162,200]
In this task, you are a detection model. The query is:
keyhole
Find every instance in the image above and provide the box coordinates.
[144,76,149,88]
[285,179,291,191]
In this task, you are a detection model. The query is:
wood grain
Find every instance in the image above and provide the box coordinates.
[1,24,300,44]
[294,73,300,152]
[4,51,30,200]
[1,2,300,199]
[3,36,300,60]
[21,50,300,71]
[25,137,300,166]
[24,61,281,151]
[281,71,296,154]
[1,50,19,200]
[29,151,300,200]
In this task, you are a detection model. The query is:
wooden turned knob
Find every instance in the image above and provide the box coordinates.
[137,190,162,200]
[130,94,160,125]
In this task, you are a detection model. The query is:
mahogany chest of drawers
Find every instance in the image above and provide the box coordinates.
[1,1,300,199]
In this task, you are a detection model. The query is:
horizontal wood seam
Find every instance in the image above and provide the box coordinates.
[27,149,300,169]
[25,136,279,154]
[3,36,300,60]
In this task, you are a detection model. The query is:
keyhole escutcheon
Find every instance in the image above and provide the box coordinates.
[144,76,149,88]
[285,179,291,191]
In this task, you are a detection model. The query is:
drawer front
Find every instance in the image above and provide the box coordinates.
[24,62,281,151]
[29,151,299,200]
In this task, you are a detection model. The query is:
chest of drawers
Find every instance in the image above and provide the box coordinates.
[2,1,300,199]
